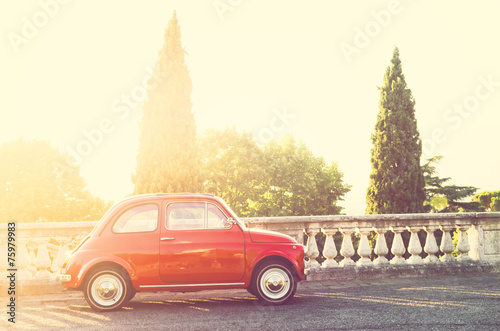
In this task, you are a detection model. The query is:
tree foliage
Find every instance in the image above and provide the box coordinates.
[366,47,425,214]
[254,135,350,216]
[200,130,350,217]
[133,11,202,194]
[422,155,482,212]
[0,138,110,222]
[200,127,266,217]
[472,191,500,211]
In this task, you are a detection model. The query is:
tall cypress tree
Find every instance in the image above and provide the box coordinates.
[366,47,425,214]
[133,12,201,194]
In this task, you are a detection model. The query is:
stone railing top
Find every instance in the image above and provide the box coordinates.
[0,221,98,239]
[243,212,500,227]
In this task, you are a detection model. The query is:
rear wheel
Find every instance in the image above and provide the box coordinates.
[253,261,297,305]
[84,267,131,311]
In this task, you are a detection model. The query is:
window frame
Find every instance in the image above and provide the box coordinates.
[165,201,231,231]
[111,203,159,234]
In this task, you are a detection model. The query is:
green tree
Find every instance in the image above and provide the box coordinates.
[199,127,266,217]
[200,130,350,217]
[0,138,110,222]
[422,156,482,212]
[133,11,201,194]
[493,197,500,212]
[366,47,425,214]
[251,135,350,216]
[472,191,500,211]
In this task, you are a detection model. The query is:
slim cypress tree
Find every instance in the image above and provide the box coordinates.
[133,12,202,194]
[366,47,425,214]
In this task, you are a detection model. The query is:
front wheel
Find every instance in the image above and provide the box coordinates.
[253,262,297,305]
[84,268,131,311]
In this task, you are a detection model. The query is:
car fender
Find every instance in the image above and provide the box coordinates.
[249,247,305,280]
[73,255,136,289]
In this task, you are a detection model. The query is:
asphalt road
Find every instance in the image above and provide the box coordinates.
[4,272,500,330]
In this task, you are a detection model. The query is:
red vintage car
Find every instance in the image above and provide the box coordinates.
[59,193,306,311]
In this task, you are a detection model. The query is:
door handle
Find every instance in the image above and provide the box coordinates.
[161,237,175,241]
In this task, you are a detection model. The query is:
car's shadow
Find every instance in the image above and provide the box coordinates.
[69,293,308,314]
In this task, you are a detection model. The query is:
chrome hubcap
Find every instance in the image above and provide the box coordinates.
[91,274,123,306]
[260,267,290,299]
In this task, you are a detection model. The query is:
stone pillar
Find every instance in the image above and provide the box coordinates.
[373,227,389,265]
[295,229,306,246]
[423,225,440,263]
[339,227,356,267]
[406,226,424,264]
[440,225,456,262]
[390,226,406,265]
[305,228,321,269]
[456,225,471,262]
[356,227,373,266]
[321,228,339,268]
[35,239,52,279]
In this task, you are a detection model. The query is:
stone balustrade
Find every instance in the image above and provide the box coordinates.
[0,222,97,282]
[1,212,499,285]
[243,212,500,270]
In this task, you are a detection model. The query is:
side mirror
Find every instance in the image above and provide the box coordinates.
[226,218,237,227]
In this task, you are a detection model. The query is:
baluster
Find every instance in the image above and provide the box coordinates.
[28,245,37,276]
[305,228,321,269]
[467,225,481,261]
[390,226,406,265]
[35,239,52,278]
[439,225,455,262]
[373,227,389,265]
[52,241,69,273]
[321,228,338,268]
[423,226,440,263]
[17,238,32,280]
[339,227,356,267]
[406,226,424,264]
[456,225,471,261]
[356,227,373,266]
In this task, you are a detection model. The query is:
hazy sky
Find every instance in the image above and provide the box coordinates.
[1,0,499,215]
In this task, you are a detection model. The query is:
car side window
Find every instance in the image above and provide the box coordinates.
[167,202,230,230]
[112,204,158,233]
[207,203,229,229]
[167,202,205,230]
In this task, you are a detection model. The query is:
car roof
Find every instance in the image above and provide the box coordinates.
[109,193,221,209]
[120,193,215,202]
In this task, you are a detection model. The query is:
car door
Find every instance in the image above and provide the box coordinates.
[159,201,245,284]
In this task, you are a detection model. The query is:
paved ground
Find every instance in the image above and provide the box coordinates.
[2,272,500,330]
